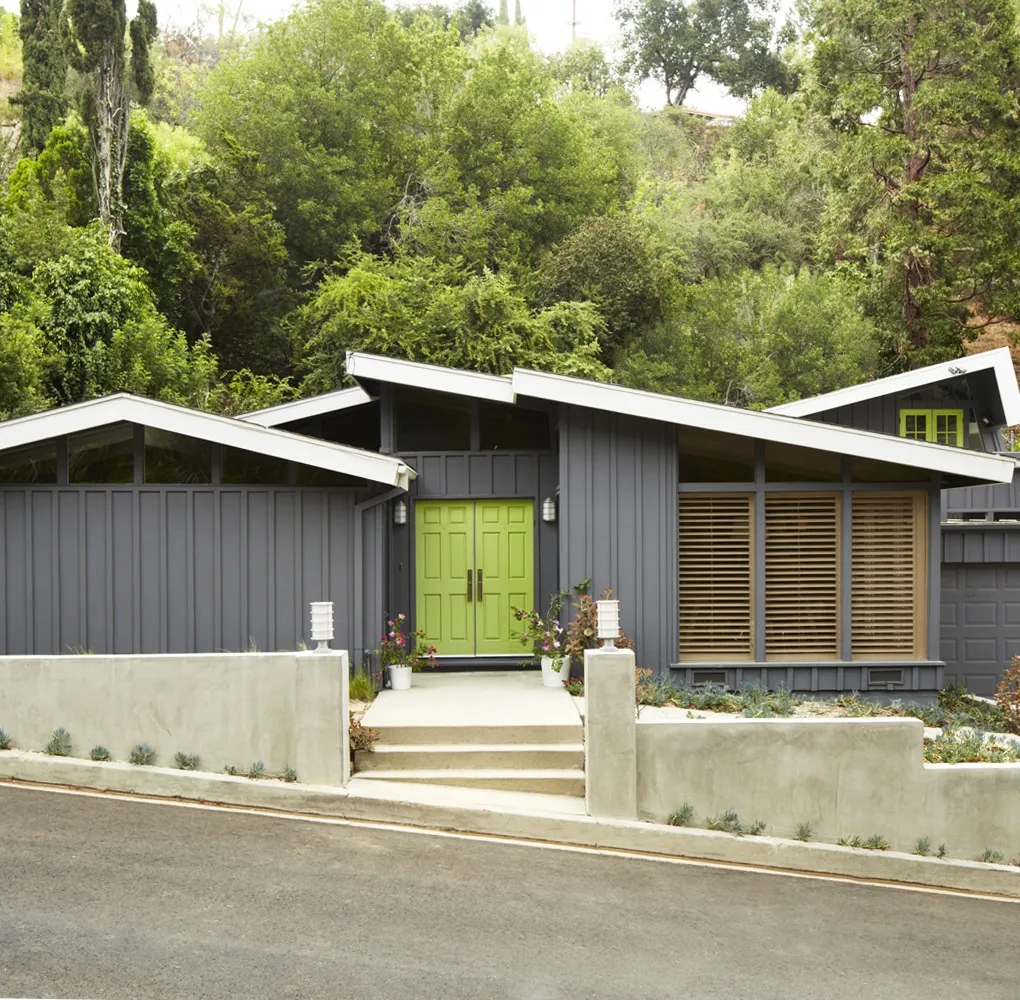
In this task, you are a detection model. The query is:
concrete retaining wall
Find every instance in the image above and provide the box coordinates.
[636,717,1020,860]
[0,651,349,786]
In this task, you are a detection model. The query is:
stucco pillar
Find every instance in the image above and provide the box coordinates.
[584,647,637,819]
[295,650,350,787]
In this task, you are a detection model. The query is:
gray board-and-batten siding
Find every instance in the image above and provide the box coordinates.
[0,486,376,659]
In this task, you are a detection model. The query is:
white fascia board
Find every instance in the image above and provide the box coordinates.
[238,386,374,427]
[346,351,515,403]
[512,369,1015,485]
[768,348,1020,424]
[0,394,415,489]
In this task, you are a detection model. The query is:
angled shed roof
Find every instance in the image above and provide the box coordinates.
[510,368,1014,484]
[0,393,416,489]
[239,385,375,427]
[341,352,1013,485]
[767,347,1020,425]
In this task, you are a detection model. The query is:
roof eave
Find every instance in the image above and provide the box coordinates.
[511,368,1015,486]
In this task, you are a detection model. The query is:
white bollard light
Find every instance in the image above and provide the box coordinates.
[310,601,334,652]
[596,599,620,647]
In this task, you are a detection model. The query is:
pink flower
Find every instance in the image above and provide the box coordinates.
[397,613,406,620]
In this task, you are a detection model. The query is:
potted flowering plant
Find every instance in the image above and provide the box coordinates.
[377,614,438,691]
[513,589,570,688]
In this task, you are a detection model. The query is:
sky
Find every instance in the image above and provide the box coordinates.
[157,0,746,113]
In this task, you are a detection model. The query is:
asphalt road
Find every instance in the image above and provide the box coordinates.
[0,785,1016,1000]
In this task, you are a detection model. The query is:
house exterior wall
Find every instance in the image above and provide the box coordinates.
[0,486,357,657]
[558,406,679,673]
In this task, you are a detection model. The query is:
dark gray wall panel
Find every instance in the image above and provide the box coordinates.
[0,487,355,656]
[559,407,678,673]
[940,563,1020,695]
[943,465,1020,516]
[942,527,1020,563]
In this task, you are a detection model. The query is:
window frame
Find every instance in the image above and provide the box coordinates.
[898,407,964,446]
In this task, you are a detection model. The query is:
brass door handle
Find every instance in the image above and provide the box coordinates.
[467,570,473,602]
[476,569,483,602]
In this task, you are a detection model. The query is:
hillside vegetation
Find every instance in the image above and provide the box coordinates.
[0,0,1018,417]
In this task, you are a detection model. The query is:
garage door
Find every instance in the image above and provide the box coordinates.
[940,564,1020,696]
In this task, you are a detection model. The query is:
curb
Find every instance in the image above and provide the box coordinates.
[2,750,1019,900]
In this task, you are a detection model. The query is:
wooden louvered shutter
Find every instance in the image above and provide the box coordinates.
[765,494,839,659]
[851,492,926,659]
[678,495,753,660]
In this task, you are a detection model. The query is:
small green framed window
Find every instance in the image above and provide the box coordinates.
[898,408,963,447]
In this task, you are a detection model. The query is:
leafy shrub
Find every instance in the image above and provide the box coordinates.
[980,848,1004,864]
[563,677,585,697]
[349,671,377,702]
[794,822,812,842]
[564,586,634,665]
[129,744,155,766]
[350,714,380,753]
[89,745,111,761]
[995,657,1020,734]
[246,760,265,779]
[174,752,200,770]
[667,803,694,827]
[44,728,72,756]
[0,727,11,750]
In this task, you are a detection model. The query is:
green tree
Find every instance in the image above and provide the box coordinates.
[498,0,509,23]
[195,0,461,273]
[539,213,689,352]
[615,0,794,106]
[684,90,835,274]
[62,0,159,246]
[291,251,612,393]
[809,0,1020,362]
[616,266,880,407]
[32,225,217,404]
[12,0,67,154]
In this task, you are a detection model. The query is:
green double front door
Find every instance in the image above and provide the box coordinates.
[415,499,534,656]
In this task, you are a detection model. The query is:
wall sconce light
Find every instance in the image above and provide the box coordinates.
[541,496,557,523]
[596,599,620,645]
[393,499,408,525]
[309,601,334,652]
[979,411,995,428]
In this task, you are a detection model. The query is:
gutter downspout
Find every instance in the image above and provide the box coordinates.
[353,486,407,672]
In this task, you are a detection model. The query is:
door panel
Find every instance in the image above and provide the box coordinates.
[474,499,534,655]
[414,499,534,656]
[415,501,475,655]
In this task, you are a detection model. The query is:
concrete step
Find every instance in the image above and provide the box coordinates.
[356,768,586,797]
[354,743,584,772]
[368,724,582,747]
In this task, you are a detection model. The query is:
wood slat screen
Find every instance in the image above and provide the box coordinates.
[765,494,839,659]
[678,495,753,660]
[851,492,926,659]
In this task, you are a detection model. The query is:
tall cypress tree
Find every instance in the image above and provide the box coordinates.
[63,0,158,248]
[12,0,68,155]
[514,0,524,24]
[498,0,509,24]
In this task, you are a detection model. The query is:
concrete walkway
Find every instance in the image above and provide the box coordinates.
[360,670,582,730]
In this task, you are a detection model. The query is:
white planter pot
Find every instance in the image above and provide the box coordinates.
[389,665,413,691]
[540,656,568,688]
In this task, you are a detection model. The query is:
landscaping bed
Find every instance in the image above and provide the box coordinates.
[565,674,1020,763]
